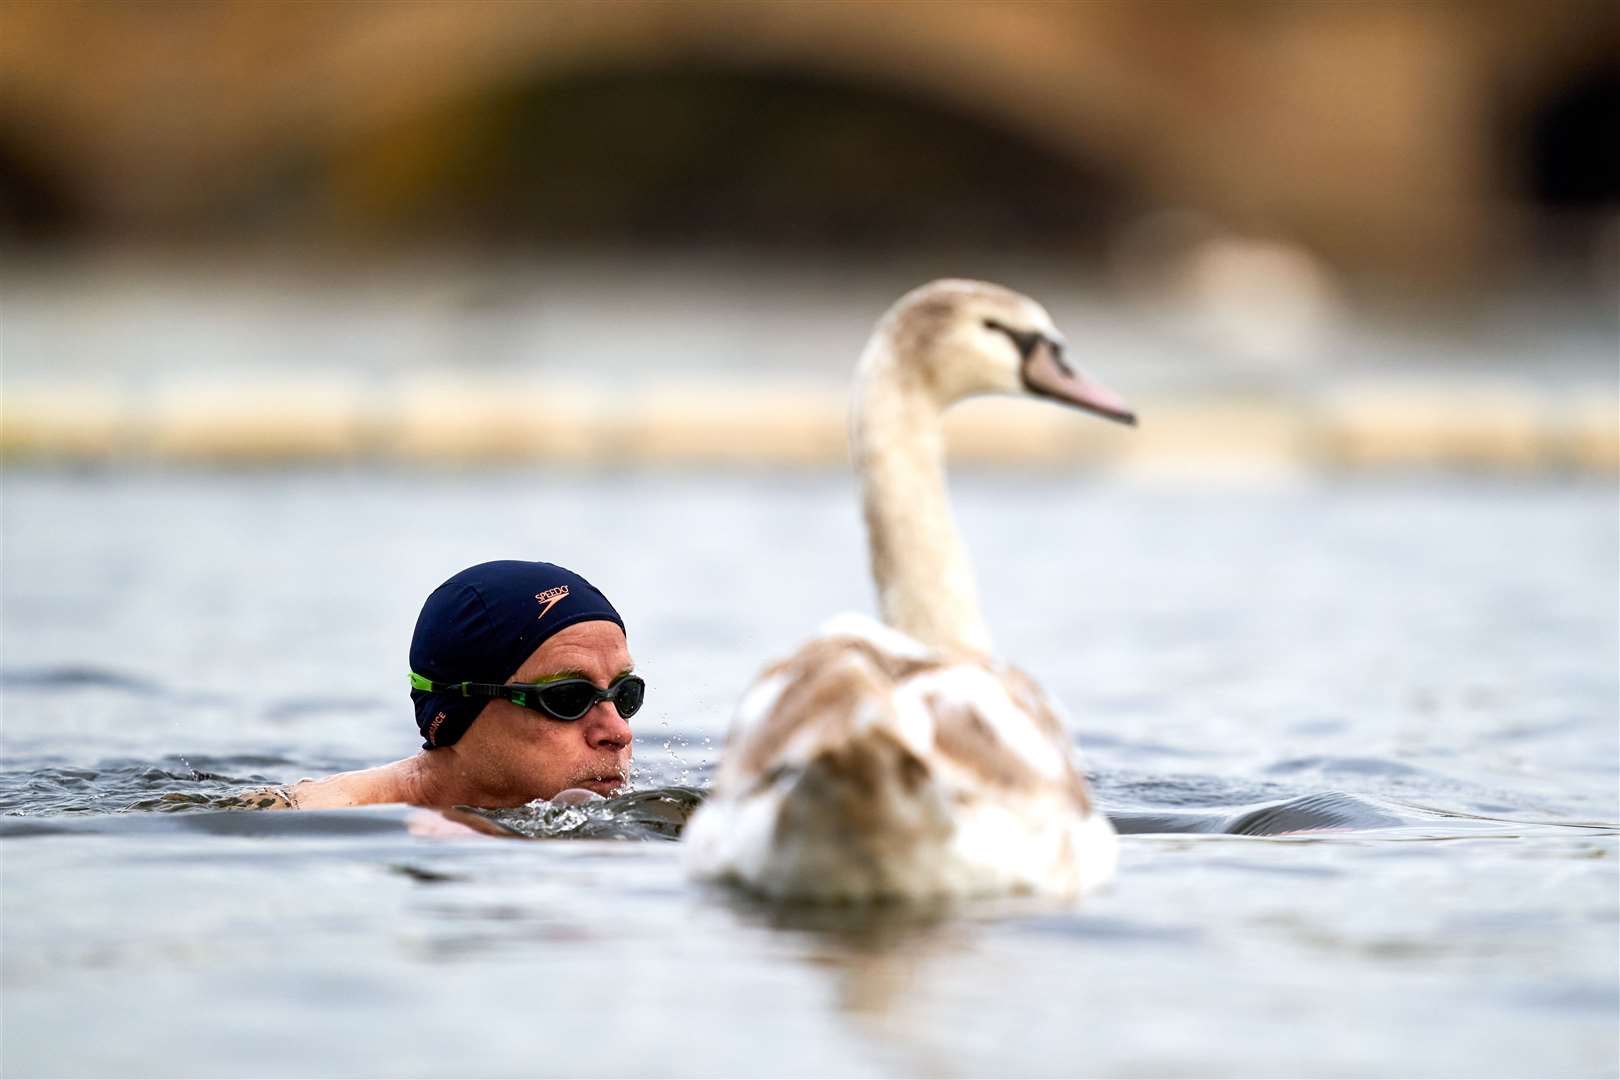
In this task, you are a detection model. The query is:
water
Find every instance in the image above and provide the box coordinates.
[2,468,1616,1077]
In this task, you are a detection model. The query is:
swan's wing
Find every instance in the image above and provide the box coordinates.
[709,612,1088,806]
[688,616,1114,900]
[892,660,1095,816]
[713,616,1091,813]
[713,620,942,794]
[687,623,933,892]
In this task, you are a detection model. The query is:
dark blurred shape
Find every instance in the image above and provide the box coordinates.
[1526,65,1620,210]
[1505,54,1620,292]
[327,68,1129,253]
[0,123,79,246]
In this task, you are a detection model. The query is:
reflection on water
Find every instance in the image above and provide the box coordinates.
[2,471,1616,1077]
[734,899,973,1077]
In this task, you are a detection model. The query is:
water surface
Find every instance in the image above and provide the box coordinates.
[2,469,1616,1077]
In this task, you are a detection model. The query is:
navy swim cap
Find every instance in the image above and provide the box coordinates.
[409,560,625,748]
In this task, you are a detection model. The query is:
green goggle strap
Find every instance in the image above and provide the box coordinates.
[410,672,567,697]
[411,672,515,700]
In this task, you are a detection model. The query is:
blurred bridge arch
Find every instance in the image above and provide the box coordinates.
[2,0,1614,282]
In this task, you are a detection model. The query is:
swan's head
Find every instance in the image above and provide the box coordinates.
[877,278,1135,425]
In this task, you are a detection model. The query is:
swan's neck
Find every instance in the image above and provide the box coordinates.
[852,339,993,655]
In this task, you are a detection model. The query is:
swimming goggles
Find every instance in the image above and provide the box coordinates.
[409,672,645,722]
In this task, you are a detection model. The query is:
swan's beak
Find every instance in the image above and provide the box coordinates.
[1021,342,1137,426]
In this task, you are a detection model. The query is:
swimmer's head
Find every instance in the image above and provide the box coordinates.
[408,560,625,749]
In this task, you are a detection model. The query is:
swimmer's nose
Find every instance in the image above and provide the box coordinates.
[584,700,631,752]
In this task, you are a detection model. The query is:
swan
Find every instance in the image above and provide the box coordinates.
[682,279,1136,902]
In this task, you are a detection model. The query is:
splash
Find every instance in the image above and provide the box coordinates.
[475,786,705,840]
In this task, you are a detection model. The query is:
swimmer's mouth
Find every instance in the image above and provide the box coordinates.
[578,774,625,793]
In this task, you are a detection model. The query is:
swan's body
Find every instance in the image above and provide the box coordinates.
[683,280,1134,902]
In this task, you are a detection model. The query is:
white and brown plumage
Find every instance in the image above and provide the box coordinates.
[682,280,1135,902]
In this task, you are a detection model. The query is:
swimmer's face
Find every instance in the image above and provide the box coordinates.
[449,620,635,805]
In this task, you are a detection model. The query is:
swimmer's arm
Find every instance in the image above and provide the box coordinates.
[228,774,370,810]
[220,785,299,810]
[239,763,415,810]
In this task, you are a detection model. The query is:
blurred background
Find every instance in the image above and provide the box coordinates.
[1,0,1616,470]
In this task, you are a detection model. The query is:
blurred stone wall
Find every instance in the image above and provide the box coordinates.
[1,0,1615,289]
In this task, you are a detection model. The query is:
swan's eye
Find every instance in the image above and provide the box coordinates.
[1046,340,1077,377]
[982,319,1041,361]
